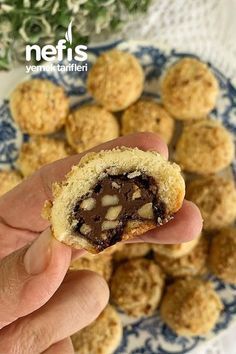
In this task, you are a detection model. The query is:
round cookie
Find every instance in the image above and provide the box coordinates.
[10,79,69,134]
[187,176,236,231]
[18,136,68,177]
[160,278,223,336]
[0,170,22,196]
[66,105,119,153]
[71,305,122,354]
[113,242,151,262]
[209,227,236,284]
[161,58,219,120]
[175,120,234,175]
[47,147,185,253]
[69,253,113,282]
[122,100,174,144]
[154,236,208,278]
[152,236,200,259]
[87,50,144,111]
[111,258,165,317]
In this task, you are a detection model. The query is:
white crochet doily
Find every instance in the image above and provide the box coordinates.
[92,0,236,78]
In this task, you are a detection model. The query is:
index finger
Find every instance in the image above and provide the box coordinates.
[0,133,168,232]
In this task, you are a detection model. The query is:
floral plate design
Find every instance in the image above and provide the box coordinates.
[0,40,235,354]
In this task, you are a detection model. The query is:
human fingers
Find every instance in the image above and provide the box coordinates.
[0,229,71,329]
[131,200,203,244]
[43,338,74,354]
[0,271,109,354]
[0,132,168,233]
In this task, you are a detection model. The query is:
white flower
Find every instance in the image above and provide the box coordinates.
[67,0,88,14]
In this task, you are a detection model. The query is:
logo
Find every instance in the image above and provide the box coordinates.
[25,21,88,73]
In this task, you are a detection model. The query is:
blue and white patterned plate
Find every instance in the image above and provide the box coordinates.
[0,41,235,353]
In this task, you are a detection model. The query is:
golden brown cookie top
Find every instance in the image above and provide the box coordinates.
[71,305,122,354]
[154,236,208,278]
[66,105,119,153]
[209,227,236,284]
[152,236,200,259]
[160,277,223,336]
[175,120,234,175]
[17,136,68,177]
[111,258,165,317]
[187,176,236,231]
[10,79,69,135]
[0,170,22,196]
[161,58,219,120]
[87,49,144,111]
[122,99,174,144]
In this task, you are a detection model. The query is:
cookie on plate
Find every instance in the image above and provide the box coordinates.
[18,136,68,177]
[45,147,185,253]
[0,170,22,196]
[66,105,119,153]
[209,227,236,284]
[10,79,69,135]
[154,236,208,278]
[175,120,234,175]
[160,278,223,336]
[87,50,144,111]
[187,176,236,231]
[122,99,174,144]
[111,258,164,317]
[113,242,151,262]
[69,252,113,282]
[161,58,219,120]
[152,236,200,259]
[71,305,122,354]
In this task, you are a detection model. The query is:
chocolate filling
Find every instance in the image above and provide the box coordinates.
[72,173,167,251]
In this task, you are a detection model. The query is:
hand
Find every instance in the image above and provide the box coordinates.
[0,133,202,353]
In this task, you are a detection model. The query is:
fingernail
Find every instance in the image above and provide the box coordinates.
[24,229,52,275]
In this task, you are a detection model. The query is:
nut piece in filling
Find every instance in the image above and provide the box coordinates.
[71,305,122,354]
[209,227,236,284]
[87,49,144,112]
[10,79,69,135]
[160,278,223,336]
[111,258,165,317]
[47,148,185,253]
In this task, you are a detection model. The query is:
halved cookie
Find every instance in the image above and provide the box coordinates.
[45,147,185,253]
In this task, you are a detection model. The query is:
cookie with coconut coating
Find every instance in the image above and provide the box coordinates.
[160,277,223,336]
[113,242,151,262]
[69,252,113,282]
[111,258,165,317]
[154,236,208,278]
[87,50,144,111]
[0,170,22,196]
[122,99,174,144]
[187,176,236,231]
[152,236,200,259]
[10,79,69,134]
[161,58,219,120]
[66,105,119,153]
[175,120,234,175]
[18,136,68,177]
[209,227,236,284]
[45,147,185,253]
[71,305,122,354]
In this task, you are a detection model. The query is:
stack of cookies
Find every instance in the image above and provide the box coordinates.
[2,48,235,353]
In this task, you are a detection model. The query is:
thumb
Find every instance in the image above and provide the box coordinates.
[0,229,71,329]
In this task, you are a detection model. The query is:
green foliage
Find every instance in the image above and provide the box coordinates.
[0,0,150,70]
